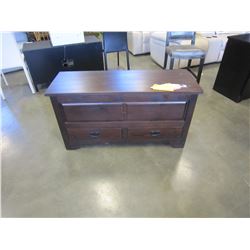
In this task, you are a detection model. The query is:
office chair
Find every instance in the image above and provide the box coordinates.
[102,32,130,70]
[163,32,206,83]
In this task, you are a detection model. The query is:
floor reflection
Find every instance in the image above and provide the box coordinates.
[171,159,196,191]
[95,181,120,212]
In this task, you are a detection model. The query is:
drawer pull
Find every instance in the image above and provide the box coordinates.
[150,130,161,137]
[89,131,100,138]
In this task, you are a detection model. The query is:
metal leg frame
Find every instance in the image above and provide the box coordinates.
[104,52,108,70]
[1,72,8,100]
[163,53,168,69]
[196,57,205,83]
[117,52,120,67]
[126,51,130,70]
[1,71,9,86]
[169,57,175,70]
[186,58,204,83]
[168,56,204,84]
[0,85,6,100]
[104,51,130,70]
[22,63,36,93]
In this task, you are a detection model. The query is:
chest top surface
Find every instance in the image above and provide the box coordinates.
[45,69,203,96]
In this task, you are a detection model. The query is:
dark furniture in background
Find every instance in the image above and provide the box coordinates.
[164,32,206,83]
[102,32,130,70]
[45,69,202,149]
[23,36,104,91]
[213,33,250,102]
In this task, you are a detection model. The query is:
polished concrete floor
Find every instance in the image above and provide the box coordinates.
[1,53,250,217]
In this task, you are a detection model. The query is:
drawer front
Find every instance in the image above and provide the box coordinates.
[127,127,182,141]
[62,103,123,122]
[67,127,122,143]
[127,101,187,121]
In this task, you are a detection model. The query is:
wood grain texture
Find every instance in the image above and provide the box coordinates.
[45,69,202,95]
[46,70,202,149]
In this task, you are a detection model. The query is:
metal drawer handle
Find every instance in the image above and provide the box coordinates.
[150,130,161,137]
[90,131,100,138]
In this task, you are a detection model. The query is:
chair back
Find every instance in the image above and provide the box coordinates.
[103,32,128,53]
[166,32,196,46]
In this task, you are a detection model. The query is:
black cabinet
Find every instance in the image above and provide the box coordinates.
[213,33,250,102]
[23,36,104,91]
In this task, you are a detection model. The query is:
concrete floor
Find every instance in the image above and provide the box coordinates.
[1,53,250,217]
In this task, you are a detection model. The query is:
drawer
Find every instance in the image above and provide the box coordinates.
[62,102,123,122]
[127,101,187,121]
[127,127,182,141]
[67,127,122,143]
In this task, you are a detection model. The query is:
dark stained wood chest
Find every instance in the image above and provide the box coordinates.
[45,69,202,149]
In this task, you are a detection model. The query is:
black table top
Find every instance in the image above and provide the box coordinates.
[228,33,250,43]
[22,35,101,52]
